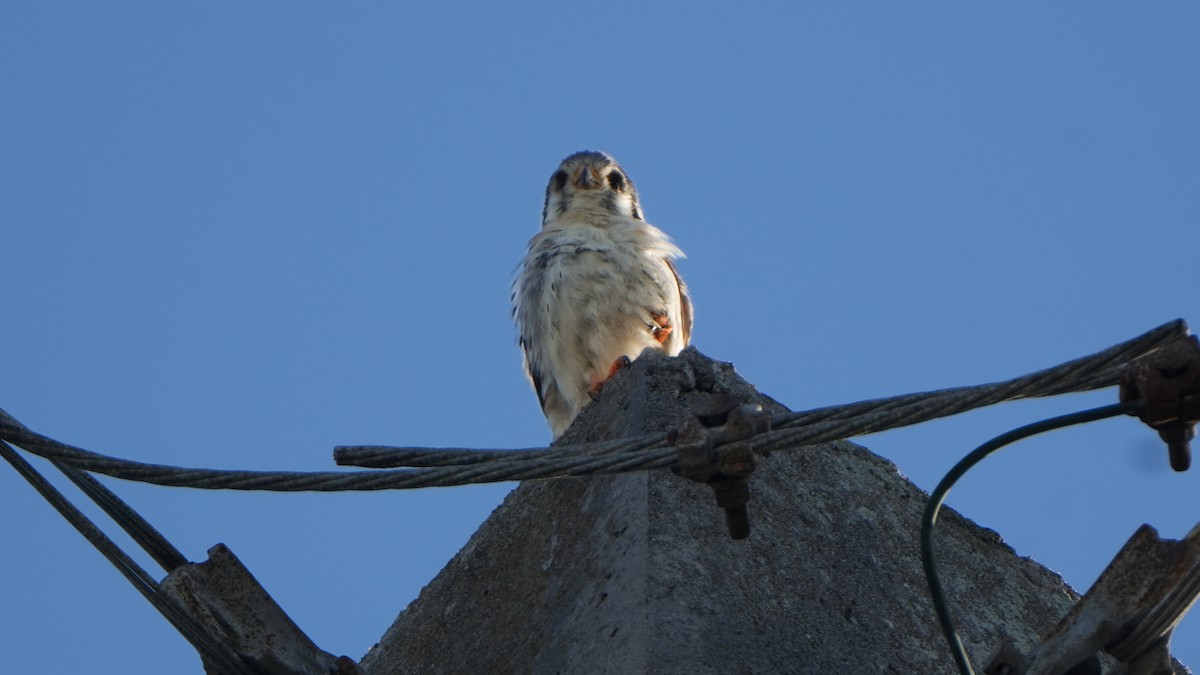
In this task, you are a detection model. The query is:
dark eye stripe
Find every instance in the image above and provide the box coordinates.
[551,170,568,191]
[606,171,625,191]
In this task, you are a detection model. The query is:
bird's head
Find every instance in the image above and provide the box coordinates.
[541,150,643,227]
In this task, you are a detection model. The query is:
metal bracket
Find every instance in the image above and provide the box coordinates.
[984,522,1200,675]
[1120,334,1200,471]
[670,394,771,540]
[160,543,363,675]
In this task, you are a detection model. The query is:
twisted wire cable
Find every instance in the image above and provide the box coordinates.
[56,462,189,572]
[337,318,1186,466]
[0,319,1189,493]
[0,440,258,675]
[1,412,189,571]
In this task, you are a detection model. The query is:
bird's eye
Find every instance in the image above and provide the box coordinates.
[607,171,626,191]
[551,170,568,191]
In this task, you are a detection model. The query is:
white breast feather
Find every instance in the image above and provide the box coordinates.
[515,214,688,438]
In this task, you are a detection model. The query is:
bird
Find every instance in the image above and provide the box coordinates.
[513,151,693,439]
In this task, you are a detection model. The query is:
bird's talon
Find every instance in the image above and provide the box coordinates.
[588,356,632,401]
[650,313,674,345]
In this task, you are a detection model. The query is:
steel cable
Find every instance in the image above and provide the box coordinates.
[1,410,190,571]
[0,440,257,675]
[336,319,1182,469]
[0,319,1189,493]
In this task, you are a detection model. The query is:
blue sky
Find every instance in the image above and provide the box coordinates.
[2,3,1198,672]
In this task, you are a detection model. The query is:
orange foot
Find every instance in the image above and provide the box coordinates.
[650,313,673,345]
[588,355,631,400]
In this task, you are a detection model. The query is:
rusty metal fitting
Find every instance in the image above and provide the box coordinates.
[710,477,752,540]
[1119,333,1200,471]
[671,394,772,540]
[984,522,1200,675]
[672,416,716,484]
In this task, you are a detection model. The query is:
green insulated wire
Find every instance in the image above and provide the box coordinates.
[920,400,1141,675]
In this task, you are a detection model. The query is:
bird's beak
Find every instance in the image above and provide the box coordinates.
[573,166,598,189]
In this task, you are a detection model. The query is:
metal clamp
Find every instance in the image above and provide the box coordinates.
[984,522,1200,675]
[161,544,363,674]
[1120,333,1200,471]
[670,394,771,540]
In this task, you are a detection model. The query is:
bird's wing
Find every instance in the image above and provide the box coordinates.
[520,335,573,436]
[519,337,548,410]
[666,258,692,347]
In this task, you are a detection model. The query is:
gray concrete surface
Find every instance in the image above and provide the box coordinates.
[358,347,1174,674]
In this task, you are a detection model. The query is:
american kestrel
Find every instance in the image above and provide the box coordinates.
[513,151,693,438]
